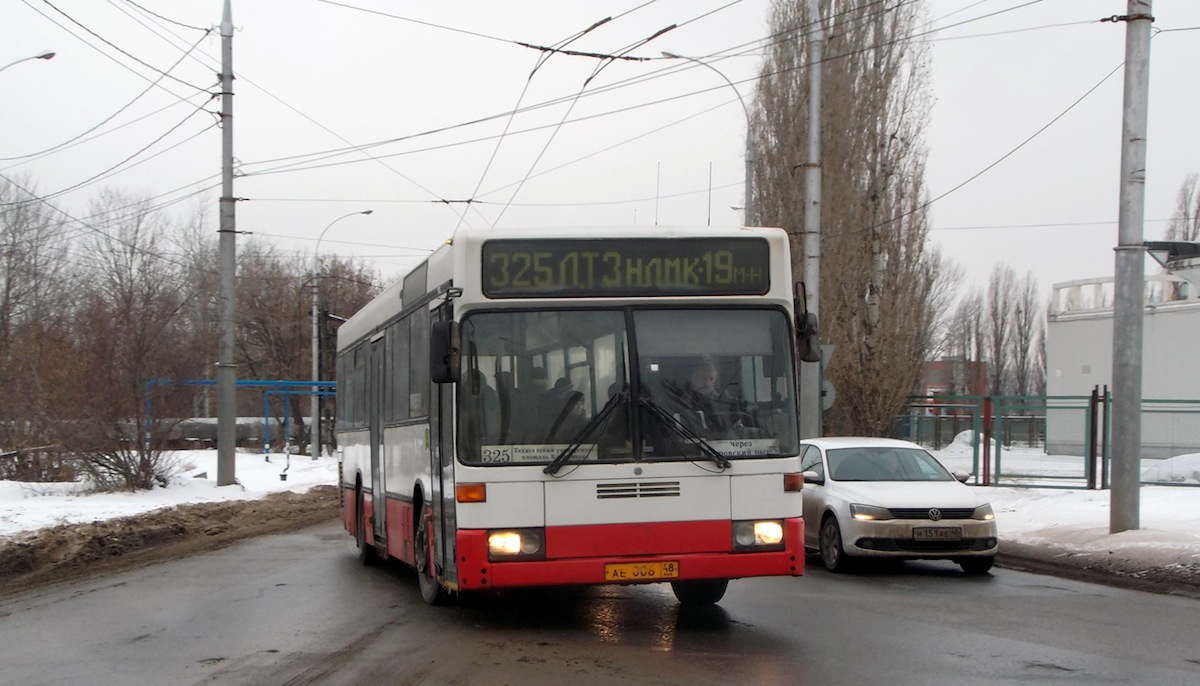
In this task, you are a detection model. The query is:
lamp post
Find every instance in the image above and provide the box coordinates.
[661,52,754,225]
[311,210,373,458]
[0,50,55,74]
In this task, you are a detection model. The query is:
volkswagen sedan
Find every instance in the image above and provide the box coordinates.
[800,437,998,574]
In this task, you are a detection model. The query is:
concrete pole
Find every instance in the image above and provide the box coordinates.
[311,211,372,459]
[1110,1,1153,534]
[216,0,237,486]
[798,0,826,439]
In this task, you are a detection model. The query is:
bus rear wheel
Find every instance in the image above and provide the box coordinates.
[670,579,728,606]
[415,507,449,606]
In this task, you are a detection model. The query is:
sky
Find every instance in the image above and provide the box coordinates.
[3,1,1199,296]
[2,444,1199,577]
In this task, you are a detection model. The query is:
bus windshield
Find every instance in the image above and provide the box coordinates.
[457,308,798,466]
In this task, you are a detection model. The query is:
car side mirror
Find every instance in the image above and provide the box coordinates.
[802,470,824,486]
[953,471,971,483]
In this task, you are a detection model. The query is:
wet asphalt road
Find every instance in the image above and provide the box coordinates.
[1,520,1198,686]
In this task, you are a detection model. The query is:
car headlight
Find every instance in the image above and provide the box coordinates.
[850,504,894,521]
[487,528,545,561]
[973,504,995,521]
[732,520,785,550]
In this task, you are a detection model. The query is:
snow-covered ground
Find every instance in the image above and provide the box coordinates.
[2,442,1198,569]
[0,450,339,539]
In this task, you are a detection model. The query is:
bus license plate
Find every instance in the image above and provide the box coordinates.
[913,527,962,540]
[604,561,680,582]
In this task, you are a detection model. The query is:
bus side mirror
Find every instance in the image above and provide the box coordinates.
[796,311,820,363]
[430,320,460,384]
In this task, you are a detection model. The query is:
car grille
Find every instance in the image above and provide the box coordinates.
[596,481,681,499]
[889,508,976,520]
[856,538,997,553]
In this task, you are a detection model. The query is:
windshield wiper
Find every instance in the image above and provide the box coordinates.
[638,396,730,470]
[544,387,628,476]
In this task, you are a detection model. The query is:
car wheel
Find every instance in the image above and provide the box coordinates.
[819,516,852,573]
[671,579,729,606]
[958,556,995,576]
[353,489,380,566]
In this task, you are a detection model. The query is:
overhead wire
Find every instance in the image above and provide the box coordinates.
[14,1,1119,250]
[36,0,211,92]
[0,32,215,164]
[119,0,209,33]
[1,103,218,206]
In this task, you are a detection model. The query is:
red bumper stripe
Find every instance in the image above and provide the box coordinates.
[456,518,804,590]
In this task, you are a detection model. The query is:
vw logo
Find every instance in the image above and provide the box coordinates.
[928,508,942,521]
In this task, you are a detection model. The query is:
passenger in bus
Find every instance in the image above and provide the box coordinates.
[546,390,588,442]
[510,367,555,443]
[466,369,501,442]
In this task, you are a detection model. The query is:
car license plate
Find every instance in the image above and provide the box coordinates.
[604,561,680,582]
[913,527,962,540]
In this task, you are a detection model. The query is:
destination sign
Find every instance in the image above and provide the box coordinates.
[481,238,770,298]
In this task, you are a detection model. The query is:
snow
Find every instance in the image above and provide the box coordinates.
[2,445,1198,572]
[0,450,340,539]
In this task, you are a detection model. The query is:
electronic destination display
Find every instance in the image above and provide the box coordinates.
[481,238,771,298]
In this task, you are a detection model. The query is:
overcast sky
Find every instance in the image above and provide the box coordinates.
[3,0,1198,295]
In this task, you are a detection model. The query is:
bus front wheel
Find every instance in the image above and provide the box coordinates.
[415,506,449,605]
[670,579,728,606]
[354,489,380,566]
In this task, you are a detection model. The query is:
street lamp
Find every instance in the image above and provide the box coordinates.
[661,51,754,225]
[311,210,373,458]
[1145,241,1200,287]
[0,50,55,74]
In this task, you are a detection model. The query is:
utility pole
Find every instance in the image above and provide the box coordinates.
[1110,1,1154,533]
[799,0,825,439]
[216,0,238,486]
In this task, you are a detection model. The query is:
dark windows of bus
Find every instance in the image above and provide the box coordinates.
[456,308,797,465]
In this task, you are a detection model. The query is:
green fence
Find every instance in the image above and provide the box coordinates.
[895,393,1200,489]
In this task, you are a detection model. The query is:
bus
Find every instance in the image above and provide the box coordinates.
[336,226,819,605]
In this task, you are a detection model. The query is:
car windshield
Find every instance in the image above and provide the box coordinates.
[825,447,955,482]
[457,308,798,466]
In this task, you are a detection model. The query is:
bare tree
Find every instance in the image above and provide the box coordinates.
[751,0,955,435]
[234,242,380,451]
[984,264,1017,396]
[0,177,73,451]
[1011,272,1044,398]
[50,190,201,491]
[1166,173,1200,242]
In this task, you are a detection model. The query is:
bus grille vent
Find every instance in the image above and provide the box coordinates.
[596,481,681,499]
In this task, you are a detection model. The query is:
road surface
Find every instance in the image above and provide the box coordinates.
[0,521,1197,685]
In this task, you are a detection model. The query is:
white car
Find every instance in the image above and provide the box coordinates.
[800,437,998,575]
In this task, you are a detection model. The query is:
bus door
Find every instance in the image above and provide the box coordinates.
[430,303,457,584]
[368,331,387,547]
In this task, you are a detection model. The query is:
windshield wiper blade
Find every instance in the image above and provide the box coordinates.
[638,396,730,470]
[544,388,628,476]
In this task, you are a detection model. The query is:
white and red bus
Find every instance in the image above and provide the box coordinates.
[336,226,818,605]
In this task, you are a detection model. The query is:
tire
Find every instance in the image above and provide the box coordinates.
[819,516,853,573]
[958,556,995,576]
[415,506,449,606]
[671,579,729,606]
[354,489,380,566]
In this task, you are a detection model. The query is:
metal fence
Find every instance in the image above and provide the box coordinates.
[895,392,1200,489]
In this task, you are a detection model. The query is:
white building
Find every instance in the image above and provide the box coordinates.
[1045,274,1200,458]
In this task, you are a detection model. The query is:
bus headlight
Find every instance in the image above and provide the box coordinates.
[732,520,785,550]
[487,528,545,561]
